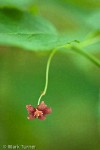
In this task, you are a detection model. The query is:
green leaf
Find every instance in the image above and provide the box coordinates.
[0,8,57,34]
[0,8,75,51]
[0,33,71,51]
[0,0,35,10]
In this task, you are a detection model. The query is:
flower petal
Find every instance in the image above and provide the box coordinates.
[27,114,36,120]
[43,107,52,115]
[38,115,46,120]
[37,101,47,111]
[26,105,35,113]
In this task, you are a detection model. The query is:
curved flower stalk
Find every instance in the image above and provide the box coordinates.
[26,49,56,121]
[26,37,100,121]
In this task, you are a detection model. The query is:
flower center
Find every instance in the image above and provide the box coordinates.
[34,109,43,117]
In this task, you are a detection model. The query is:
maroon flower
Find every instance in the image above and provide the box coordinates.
[26,101,52,120]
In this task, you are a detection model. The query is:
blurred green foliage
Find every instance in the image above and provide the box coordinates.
[0,0,100,150]
[0,0,36,10]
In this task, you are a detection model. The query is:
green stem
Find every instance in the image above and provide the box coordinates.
[37,39,100,105]
[70,45,100,68]
[37,49,57,105]
[79,36,100,48]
